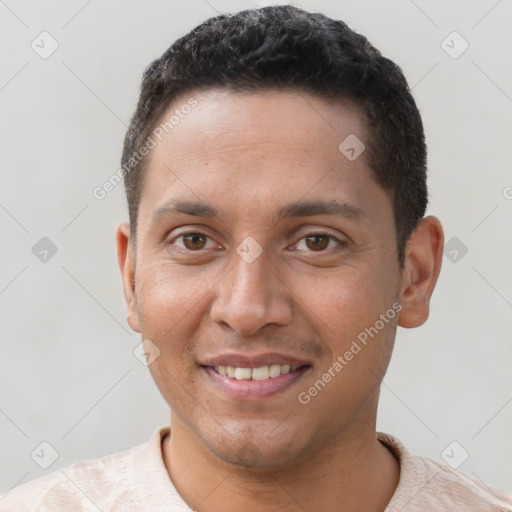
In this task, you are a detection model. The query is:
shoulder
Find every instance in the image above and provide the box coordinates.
[378,432,512,512]
[0,428,182,512]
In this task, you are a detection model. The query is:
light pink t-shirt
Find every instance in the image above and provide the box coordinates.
[1,428,511,511]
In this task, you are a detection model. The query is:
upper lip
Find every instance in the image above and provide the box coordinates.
[200,352,310,369]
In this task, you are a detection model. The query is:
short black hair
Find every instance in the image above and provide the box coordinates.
[122,5,427,264]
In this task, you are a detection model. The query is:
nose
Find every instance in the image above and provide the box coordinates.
[210,247,293,336]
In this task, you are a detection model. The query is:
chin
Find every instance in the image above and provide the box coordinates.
[212,439,300,470]
[199,418,310,470]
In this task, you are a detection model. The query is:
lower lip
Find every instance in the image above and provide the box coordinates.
[202,366,310,400]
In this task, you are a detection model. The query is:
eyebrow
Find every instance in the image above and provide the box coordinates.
[152,199,366,223]
[274,199,366,222]
[153,200,218,220]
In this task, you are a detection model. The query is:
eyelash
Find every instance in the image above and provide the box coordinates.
[169,231,346,253]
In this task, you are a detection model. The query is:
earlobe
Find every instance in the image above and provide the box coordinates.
[116,222,141,333]
[397,216,444,328]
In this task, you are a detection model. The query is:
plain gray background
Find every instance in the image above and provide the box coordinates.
[1,0,511,497]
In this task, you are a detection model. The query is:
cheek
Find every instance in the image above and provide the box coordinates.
[292,263,398,399]
[134,262,209,377]
[293,262,395,342]
[136,260,208,329]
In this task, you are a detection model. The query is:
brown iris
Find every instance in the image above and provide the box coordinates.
[182,233,207,250]
[305,234,329,251]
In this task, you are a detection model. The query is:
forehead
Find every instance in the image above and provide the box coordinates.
[137,89,389,228]
[152,89,366,169]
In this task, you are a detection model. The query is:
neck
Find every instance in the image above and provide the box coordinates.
[163,412,399,512]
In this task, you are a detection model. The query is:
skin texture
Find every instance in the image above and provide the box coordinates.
[117,90,444,511]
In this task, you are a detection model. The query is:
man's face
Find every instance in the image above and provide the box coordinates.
[121,90,405,467]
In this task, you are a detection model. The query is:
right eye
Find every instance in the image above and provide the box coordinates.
[171,232,217,251]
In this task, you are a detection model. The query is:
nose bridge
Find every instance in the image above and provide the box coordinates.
[231,251,268,306]
[211,245,292,334]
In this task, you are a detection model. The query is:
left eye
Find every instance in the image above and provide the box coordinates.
[295,234,342,252]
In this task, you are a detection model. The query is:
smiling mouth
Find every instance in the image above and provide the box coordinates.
[209,364,307,381]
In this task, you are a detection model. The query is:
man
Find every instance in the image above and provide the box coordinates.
[2,5,511,511]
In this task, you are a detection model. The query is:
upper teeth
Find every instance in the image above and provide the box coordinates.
[214,365,300,380]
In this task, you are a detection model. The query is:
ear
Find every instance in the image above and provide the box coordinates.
[398,216,444,328]
[116,222,140,333]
